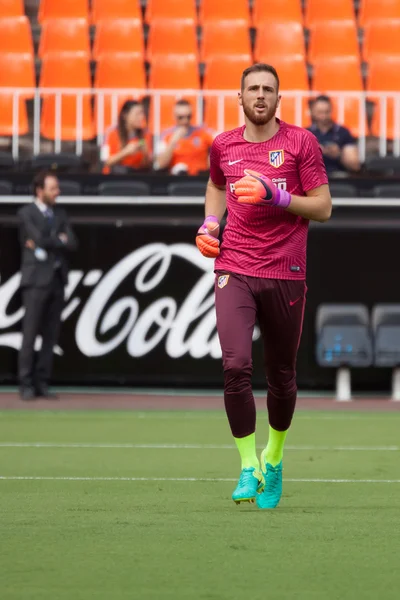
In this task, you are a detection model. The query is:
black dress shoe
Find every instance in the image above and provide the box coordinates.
[20,387,36,401]
[35,386,58,399]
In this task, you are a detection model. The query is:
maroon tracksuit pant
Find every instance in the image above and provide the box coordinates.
[215,271,306,437]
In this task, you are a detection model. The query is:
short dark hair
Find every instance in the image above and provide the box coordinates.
[175,99,191,108]
[313,95,332,106]
[241,63,280,92]
[33,170,58,196]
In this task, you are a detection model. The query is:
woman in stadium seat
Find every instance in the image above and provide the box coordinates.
[101,100,152,174]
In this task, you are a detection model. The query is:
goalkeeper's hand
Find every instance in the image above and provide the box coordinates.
[196,215,220,258]
[233,169,292,208]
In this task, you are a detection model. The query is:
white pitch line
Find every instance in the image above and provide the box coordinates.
[1,412,399,421]
[0,442,398,451]
[1,475,400,484]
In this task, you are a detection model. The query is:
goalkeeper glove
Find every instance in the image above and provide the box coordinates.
[196,215,220,258]
[234,169,292,208]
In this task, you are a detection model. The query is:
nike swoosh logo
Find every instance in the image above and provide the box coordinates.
[228,159,243,165]
[289,297,302,307]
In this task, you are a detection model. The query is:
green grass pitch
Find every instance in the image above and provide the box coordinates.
[1,409,400,599]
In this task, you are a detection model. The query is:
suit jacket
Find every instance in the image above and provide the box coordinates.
[18,202,78,288]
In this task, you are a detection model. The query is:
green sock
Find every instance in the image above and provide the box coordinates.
[264,426,288,467]
[234,433,259,470]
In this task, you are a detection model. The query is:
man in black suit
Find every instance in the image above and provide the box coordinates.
[18,171,77,400]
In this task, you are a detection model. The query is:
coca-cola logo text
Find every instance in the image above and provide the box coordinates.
[0,244,227,359]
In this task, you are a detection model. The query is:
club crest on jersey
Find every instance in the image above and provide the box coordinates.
[218,275,230,289]
[269,150,285,168]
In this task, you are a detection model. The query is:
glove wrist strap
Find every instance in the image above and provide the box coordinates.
[274,189,292,209]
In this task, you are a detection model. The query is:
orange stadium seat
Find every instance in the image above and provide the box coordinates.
[0,17,33,54]
[147,19,198,60]
[149,54,200,89]
[270,55,310,127]
[278,96,311,128]
[0,94,28,136]
[95,53,146,133]
[95,52,146,90]
[358,0,400,27]
[93,19,144,59]
[0,53,35,97]
[38,0,89,23]
[38,19,90,58]
[368,56,400,138]
[201,20,251,60]
[145,0,196,23]
[267,54,308,90]
[41,95,95,140]
[252,0,303,26]
[40,52,91,88]
[312,55,362,91]
[0,0,24,17]
[305,0,355,28]
[255,21,305,62]
[203,55,251,89]
[203,55,250,131]
[91,0,141,23]
[312,56,364,135]
[39,52,94,140]
[200,0,250,23]
[204,96,243,132]
[363,20,400,61]
[308,20,360,62]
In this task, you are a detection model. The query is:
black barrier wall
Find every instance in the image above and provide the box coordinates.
[0,201,399,391]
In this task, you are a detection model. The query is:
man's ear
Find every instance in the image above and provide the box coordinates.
[238,91,243,107]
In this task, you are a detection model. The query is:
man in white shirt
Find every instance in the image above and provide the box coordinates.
[17,171,77,400]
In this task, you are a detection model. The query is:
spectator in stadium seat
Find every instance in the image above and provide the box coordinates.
[308,95,360,174]
[101,100,152,174]
[154,100,214,175]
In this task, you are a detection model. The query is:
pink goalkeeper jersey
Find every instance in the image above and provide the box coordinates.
[210,119,328,280]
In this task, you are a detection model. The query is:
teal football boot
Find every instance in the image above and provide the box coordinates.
[256,451,283,509]
[232,467,264,505]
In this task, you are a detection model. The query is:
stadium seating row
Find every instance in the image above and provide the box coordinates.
[316,303,400,400]
[0,52,399,139]
[2,16,400,63]
[1,177,400,198]
[2,0,400,28]
[1,0,400,140]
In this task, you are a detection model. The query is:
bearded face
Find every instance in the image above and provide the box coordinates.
[239,71,280,127]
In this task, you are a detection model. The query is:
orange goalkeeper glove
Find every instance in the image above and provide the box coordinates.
[234,169,292,208]
[196,215,220,258]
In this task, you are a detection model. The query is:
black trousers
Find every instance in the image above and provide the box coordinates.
[18,270,65,390]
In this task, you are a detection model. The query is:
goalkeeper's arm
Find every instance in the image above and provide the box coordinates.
[205,178,226,222]
[195,178,226,258]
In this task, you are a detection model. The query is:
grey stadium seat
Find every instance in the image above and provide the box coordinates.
[58,180,81,196]
[372,184,400,198]
[316,304,373,401]
[328,182,357,198]
[98,181,151,196]
[316,304,373,367]
[31,153,83,171]
[372,304,400,367]
[0,180,13,195]
[372,304,400,401]
[168,182,207,196]
[0,152,15,171]
[365,156,400,175]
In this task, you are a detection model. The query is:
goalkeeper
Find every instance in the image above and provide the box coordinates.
[196,63,331,509]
